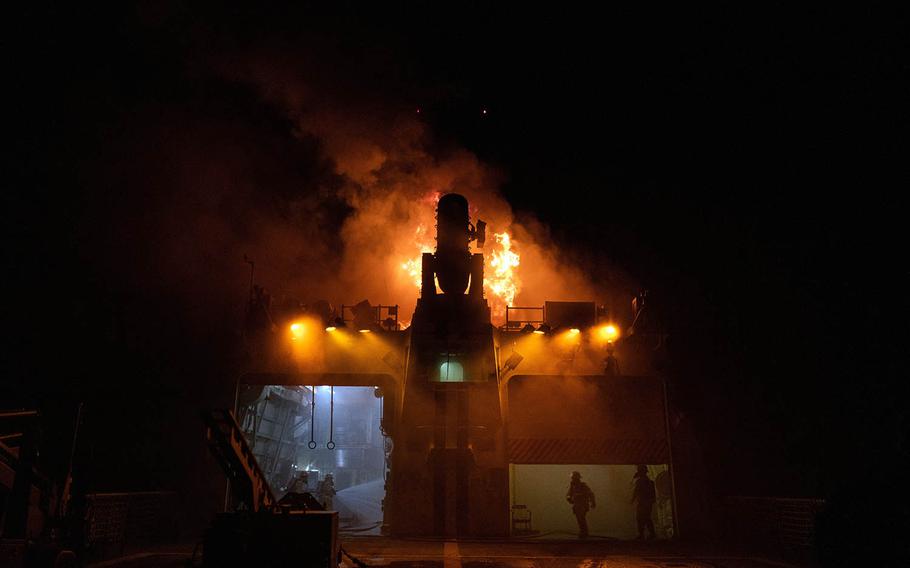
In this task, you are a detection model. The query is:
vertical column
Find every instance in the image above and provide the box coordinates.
[432,387,447,535]
[456,387,471,535]
[421,253,436,298]
[467,253,484,298]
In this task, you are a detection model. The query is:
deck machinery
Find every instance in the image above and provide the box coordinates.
[385,193,509,536]
[225,192,676,543]
[202,409,340,567]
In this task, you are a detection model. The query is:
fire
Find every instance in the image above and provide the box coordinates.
[396,193,520,323]
[398,226,520,322]
[400,223,435,287]
[485,231,520,318]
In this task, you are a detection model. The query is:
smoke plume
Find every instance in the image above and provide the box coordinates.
[83,39,635,339]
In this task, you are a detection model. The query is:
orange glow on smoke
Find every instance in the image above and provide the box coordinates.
[395,192,521,323]
[289,321,307,340]
[596,323,620,344]
[555,328,582,347]
[485,231,520,318]
[288,317,325,368]
[398,223,521,322]
[400,223,435,288]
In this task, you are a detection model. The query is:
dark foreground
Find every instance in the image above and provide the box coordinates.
[85,537,802,568]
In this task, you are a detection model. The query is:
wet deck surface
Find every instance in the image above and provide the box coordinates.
[86,537,799,568]
[340,538,795,568]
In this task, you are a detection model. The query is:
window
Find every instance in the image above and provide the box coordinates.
[439,360,464,382]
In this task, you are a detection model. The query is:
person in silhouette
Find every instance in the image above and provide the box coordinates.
[317,473,336,509]
[631,465,656,539]
[604,347,620,377]
[566,471,596,538]
[289,470,309,494]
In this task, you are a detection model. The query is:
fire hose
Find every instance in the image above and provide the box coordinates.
[327,386,336,450]
[307,385,317,449]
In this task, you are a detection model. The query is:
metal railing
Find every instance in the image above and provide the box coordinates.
[340,304,400,330]
[85,491,179,557]
[504,306,544,329]
[724,496,825,562]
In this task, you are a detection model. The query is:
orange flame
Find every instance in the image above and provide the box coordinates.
[398,222,520,323]
[484,231,520,319]
[400,224,434,288]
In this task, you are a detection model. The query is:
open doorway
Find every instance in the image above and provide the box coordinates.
[510,464,674,539]
[236,385,389,534]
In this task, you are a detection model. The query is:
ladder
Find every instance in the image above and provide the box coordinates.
[202,409,276,513]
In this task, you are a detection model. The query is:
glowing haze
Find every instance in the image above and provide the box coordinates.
[217,52,632,326]
[92,47,635,334]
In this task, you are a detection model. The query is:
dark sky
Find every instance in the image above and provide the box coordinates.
[5,1,907,521]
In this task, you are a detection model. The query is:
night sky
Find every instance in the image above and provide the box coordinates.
[5,1,907,551]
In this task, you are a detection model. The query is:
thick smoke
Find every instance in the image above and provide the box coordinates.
[84,42,634,339]
[215,52,633,325]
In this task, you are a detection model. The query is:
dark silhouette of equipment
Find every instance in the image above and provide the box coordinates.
[500,351,524,374]
[421,193,486,298]
[544,301,596,329]
[510,504,534,534]
[1,410,79,566]
[1,410,40,540]
[201,409,339,567]
[277,491,325,511]
[351,299,378,331]
[202,409,276,512]
[388,193,508,537]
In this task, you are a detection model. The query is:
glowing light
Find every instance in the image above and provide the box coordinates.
[290,322,306,340]
[359,329,371,333]
[325,326,337,332]
[289,317,325,364]
[554,328,581,349]
[597,324,620,343]
[439,361,464,382]
[533,330,545,335]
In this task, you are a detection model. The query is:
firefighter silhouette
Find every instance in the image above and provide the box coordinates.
[316,473,336,510]
[604,347,620,377]
[289,470,309,493]
[566,471,596,538]
[632,465,657,539]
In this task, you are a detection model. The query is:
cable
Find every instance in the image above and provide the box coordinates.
[327,386,336,450]
[308,386,317,449]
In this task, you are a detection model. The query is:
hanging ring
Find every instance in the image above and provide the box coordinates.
[308,440,317,449]
[326,441,336,450]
